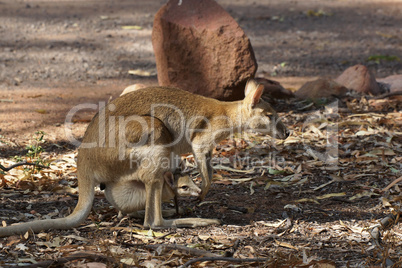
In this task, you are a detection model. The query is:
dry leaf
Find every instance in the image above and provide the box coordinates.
[128,69,153,76]
[35,109,47,114]
[275,240,298,250]
[121,25,142,30]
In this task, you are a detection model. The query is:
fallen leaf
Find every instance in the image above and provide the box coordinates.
[35,109,47,114]
[316,192,346,200]
[369,148,395,156]
[250,181,255,195]
[128,69,154,76]
[121,25,142,30]
[15,243,28,251]
[275,240,298,250]
[349,191,379,200]
[214,164,255,173]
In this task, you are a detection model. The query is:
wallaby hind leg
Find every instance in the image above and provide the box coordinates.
[143,175,165,228]
[143,173,220,228]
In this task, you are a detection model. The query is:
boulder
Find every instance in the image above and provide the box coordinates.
[152,0,257,101]
[377,74,402,93]
[335,64,382,95]
[295,78,348,100]
[254,77,294,99]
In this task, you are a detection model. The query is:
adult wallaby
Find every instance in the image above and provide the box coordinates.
[0,79,288,236]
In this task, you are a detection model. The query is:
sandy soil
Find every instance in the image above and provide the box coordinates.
[0,0,400,141]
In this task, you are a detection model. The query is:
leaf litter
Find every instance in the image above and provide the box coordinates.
[0,97,401,267]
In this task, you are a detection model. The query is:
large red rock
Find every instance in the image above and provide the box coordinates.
[335,64,382,95]
[152,0,257,101]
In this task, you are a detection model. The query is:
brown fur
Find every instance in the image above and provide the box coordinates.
[0,79,288,236]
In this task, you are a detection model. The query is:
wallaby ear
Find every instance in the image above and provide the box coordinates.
[164,171,175,190]
[251,84,264,107]
[244,79,264,107]
[244,79,258,97]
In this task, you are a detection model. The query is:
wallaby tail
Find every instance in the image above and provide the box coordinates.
[0,177,95,237]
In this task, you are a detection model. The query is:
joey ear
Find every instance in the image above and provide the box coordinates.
[164,171,175,190]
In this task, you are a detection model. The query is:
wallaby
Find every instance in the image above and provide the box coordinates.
[0,79,288,236]
[0,116,218,237]
[102,171,200,218]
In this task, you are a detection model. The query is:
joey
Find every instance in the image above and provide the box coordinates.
[0,79,288,236]
[102,171,200,218]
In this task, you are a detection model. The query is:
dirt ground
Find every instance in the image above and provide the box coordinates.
[0,0,401,267]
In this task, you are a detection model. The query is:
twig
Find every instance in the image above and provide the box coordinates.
[156,231,176,240]
[374,90,402,99]
[370,212,400,247]
[0,161,48,172]
[179,256,268,268]
[382,176,402,193]
[21,252,126,268]
[369,212,400,267]
[146,244,219,257]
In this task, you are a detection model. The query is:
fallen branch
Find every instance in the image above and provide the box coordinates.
[370,212,400,247]
[0,161,47,172]
[146,243,219,257]
[374,90,402,99]
[21,252,126,268]
[179,256,268,268]
[382,176,402,193]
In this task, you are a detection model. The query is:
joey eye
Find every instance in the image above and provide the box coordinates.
[265,112,273,117]
[181,186,189,190]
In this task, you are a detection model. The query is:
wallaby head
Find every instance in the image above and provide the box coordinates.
[164,171,201,198]
[242,79,289,140]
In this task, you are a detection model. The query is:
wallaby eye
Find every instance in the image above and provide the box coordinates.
[181,186,189,190]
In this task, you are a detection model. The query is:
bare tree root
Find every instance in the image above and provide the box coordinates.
[179,256,268,268]
[382,176,402,193]
[20,252,127,268]
[370,212,400,247]
[146,243,220,257]
[0,161,47,172]
[374,90,402,99]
